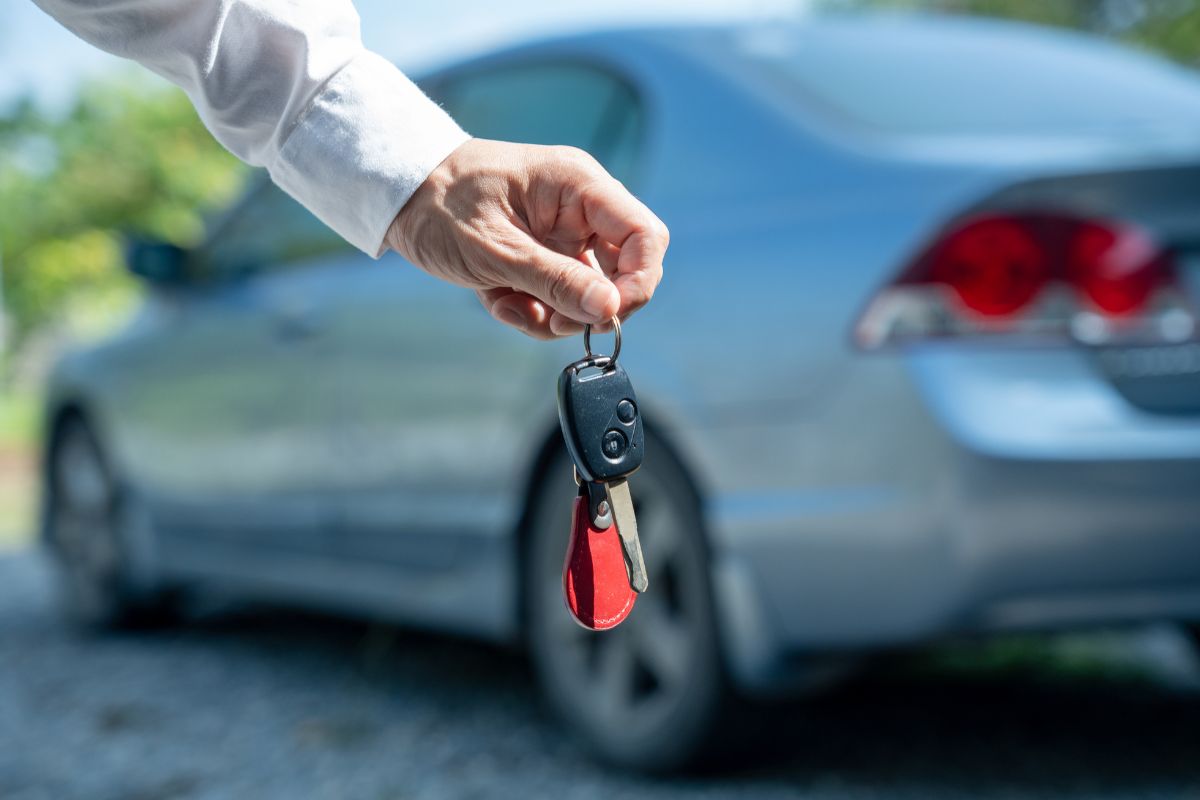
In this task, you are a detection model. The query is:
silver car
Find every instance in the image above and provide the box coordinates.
[42,15,1200,770]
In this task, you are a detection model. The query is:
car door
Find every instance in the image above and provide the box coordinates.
[326,60,646,573]
[115,178,357,558]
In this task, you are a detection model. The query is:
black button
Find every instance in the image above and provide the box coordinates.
[602,429,628,459]
[616,399,637,424]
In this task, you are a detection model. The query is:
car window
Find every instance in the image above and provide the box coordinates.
[733,20,1200,137]
[437,62,643,183]
[195,178,353,279]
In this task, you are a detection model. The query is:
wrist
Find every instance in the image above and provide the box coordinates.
[386,138,471,259]
[385,198,416,258]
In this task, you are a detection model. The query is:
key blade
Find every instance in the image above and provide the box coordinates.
[605,478,648,594]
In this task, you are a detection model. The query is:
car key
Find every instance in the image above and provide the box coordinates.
[557,317,648,630]
[558,320,647,590]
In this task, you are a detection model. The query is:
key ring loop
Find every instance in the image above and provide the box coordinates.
[565,354,612,374]
[583,316,621,366]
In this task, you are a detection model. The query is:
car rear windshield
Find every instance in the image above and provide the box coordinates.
[733,18,1200,137]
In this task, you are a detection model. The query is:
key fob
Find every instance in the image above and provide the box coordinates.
[557,362,643,483]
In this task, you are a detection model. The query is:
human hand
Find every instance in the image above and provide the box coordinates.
[386,138,668,339]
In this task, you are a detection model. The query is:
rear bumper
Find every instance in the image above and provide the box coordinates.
[701,348,1200,692]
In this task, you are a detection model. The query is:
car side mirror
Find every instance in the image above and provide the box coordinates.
[125,239,190,285]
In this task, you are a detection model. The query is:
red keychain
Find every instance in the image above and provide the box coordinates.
[562,488,637,630]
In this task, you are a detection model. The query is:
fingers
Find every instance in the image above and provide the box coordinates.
[593,239,621,275]
[548,247,610,337]
[478,285,612,340]
[477,288,558,340]
[546,241,653,331]
[548,312,585,337]
[549,309,624,337]
[478,288,552,340]
[502,241,621,325]
[394,139,665,340]
[577,175,668,313]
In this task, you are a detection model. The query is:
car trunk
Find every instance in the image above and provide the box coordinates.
[975,163,1200,415]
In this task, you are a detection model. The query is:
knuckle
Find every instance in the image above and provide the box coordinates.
[549,144,578,163]
[649,218,670,249]
[555,145,599,171]
[628,270,656,304]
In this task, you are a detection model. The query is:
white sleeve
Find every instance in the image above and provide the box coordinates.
[31,0,471,256]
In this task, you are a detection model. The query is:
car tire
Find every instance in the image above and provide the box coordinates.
[525,431,730,772]
[1184,624,1200,651]
[44,416,175,629]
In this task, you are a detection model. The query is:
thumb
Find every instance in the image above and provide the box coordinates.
[506,241,620,324]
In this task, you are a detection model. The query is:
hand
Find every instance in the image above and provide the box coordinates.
[386,139,668,339]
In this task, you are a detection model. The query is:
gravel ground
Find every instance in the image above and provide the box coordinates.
[3,549,1200,800]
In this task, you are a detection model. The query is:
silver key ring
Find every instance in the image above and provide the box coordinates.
[583,316,621,366]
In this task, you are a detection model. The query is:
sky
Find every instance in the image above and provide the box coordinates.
[2,0,807,109]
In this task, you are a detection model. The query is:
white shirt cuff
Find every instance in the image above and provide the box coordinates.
[268,49,470,257]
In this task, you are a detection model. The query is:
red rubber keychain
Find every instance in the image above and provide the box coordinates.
[562,487,637,630]
[556,314,648,631]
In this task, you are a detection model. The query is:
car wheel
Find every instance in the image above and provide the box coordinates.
[45,416,173,629]
[526,432,728,772]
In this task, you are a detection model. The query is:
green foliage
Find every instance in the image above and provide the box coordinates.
[819,0,1091,28]
[0,72,247,343]
[1125,2,1200,62]
[0,389,38,449]
[817,0,1200,63]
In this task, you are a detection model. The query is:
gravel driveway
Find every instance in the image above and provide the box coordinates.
[3,549,1200,800]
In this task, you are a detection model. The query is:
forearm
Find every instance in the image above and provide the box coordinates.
[32,0,469,254]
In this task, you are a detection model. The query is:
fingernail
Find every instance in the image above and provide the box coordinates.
[580,282,618,322]
[497,308,526,330]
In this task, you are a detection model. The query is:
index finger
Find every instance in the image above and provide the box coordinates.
[578,177,669,315]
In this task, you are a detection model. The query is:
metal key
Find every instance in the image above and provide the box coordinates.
[557,318,648,594]
[605,477,647,593]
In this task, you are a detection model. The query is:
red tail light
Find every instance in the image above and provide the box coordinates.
[1066,220,1166,316]
[925,216,1051,317]
[856,212,1195,348]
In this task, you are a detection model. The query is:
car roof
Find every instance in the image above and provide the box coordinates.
[443,12,1140,64]
[599,13,1200,167]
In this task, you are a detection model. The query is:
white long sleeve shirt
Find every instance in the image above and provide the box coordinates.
[33,0,471,256]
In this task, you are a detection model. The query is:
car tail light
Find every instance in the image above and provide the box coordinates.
[1066,220,1167,316]
[854,213,1196,349]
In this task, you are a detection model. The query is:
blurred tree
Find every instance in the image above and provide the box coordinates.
[1123,0,1200,62]
[817,0,1200,63]
[0,75,247,348]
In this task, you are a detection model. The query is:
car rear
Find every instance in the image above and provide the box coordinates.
[678,17,1200,689]
[873,160,1200,615]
